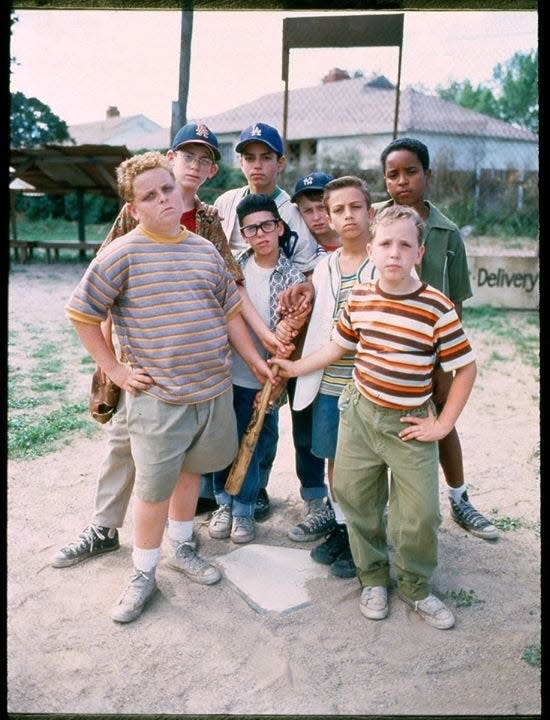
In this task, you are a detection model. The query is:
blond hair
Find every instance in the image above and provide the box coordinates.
[370,204,425,245]
[116,151,174,202]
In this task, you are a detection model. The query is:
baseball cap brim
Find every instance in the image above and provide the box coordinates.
[174,139,220,161]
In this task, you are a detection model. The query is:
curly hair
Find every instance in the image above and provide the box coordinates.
[116,151,174,202]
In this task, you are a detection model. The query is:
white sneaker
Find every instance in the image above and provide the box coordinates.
[110,568,157,623]
[399,592,455,629]
[359,586,388,620]
[166,536,221,585]
[231,516,256,544]
[208,504,232,539]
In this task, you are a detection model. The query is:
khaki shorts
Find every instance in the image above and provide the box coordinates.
[126,388,238,502]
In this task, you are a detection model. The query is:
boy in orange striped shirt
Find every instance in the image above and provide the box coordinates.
[273,204,477,630]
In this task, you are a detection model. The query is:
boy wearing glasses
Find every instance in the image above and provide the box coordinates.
[208,194,307,544]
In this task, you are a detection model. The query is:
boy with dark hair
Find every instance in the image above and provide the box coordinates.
[291,171,341,252]
[208,193,306,544]
[375,136,497,541]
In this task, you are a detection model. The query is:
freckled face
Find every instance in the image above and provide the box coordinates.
[367,217,424,291]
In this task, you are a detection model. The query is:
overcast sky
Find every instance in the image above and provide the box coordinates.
[10,8,538,128]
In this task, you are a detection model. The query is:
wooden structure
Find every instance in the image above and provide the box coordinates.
[10,143,131,262]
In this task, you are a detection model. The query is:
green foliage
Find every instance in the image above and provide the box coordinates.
[462,308,539,368]
[8,403,92,459]
[436,49,538,134]
[445,589,485,608]
[199,163,245,205]
[10,91,74,148]
[521,643,541,668]
[489,515,526,532]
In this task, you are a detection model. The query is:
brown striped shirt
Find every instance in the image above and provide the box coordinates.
[333,280,475,409]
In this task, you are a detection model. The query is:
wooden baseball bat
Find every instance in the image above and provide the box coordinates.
[224,364,279,496]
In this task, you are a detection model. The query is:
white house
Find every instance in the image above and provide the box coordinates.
[68,106,170,150]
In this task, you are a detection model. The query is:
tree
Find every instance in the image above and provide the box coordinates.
[10,91,74,148]
[436,49,538,134]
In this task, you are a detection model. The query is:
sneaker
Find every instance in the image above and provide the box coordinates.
[51,524,119,568]
[208,504,233,539]
[254,488,271,521]
[231,516,256,544]
[311,525,349,565]
[166,536,221,585]
[360,586,388,620]
[330,545,357,579]
[450,491,499,540]
[288,499,336,542]
[399,592,455,630]
[110,568,157,623]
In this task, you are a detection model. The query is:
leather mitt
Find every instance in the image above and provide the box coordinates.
[89,368,120,424]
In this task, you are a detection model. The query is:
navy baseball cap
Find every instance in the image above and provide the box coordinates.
[235,123,284,156]
[171,122,221,161]
[291,172,335,203]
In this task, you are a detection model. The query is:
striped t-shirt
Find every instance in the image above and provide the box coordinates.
[333,280,475,409]
[66,225,242,405]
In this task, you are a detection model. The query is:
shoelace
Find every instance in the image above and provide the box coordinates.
[212,506,232,526]
[415,594,446,615]
[176,543,209,570]
[454,499,491,528]
[302,507,333,531]
[118,570,154,604]
[68,524,106,553]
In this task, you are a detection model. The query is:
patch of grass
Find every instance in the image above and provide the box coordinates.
[489,514,527,531]
[31,379,67,392]
[8,402,94,459]
[9,396,50,410]
[30,342,59,359]
[445,589,485,608]
[80,354,95,366]
[462,307,539,368]
[521,643,541,668]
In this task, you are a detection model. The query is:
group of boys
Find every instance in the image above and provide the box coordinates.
[56,119,497,629]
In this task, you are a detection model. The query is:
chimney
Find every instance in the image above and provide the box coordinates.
[106,106,120,119]
[322,68,351,84]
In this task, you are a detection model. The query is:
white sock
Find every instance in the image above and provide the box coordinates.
[168,519,194,544]
[448,484,467,502]
[132,546,161,573]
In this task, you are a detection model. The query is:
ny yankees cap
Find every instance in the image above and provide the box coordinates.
[291,172,335,203]
[171,122,221,161]
[235,123,284,156]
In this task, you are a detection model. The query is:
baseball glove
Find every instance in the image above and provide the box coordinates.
[89,367,120,424]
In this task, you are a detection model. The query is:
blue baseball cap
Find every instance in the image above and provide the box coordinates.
[235,122,284,156]
[291,172,335,203]
[171,122,221,161]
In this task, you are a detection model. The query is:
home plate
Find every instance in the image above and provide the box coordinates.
[216,544,327,614]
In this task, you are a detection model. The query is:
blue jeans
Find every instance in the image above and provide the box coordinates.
[284,378,327,502]
[212,385,279,517]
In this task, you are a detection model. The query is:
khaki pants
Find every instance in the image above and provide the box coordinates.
[92,391,135,528]
[333,383,441,601]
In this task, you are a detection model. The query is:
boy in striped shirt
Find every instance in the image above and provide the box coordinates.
[273,204,477,630]
[66,151,275,623]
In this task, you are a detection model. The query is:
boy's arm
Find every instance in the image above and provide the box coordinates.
[399,361,477,442]
[70,319,153,395]
[98,203,137,253]
[237,285,291,356]
[226,312,277,386]
[272,339,346,378]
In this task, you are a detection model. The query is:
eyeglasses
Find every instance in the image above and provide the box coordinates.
[240,219,279,238]
[178,151,213,168]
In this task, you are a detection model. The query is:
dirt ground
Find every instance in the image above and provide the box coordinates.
[7,262,541,716]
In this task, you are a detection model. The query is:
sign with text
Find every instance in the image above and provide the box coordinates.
[466,254,539,309]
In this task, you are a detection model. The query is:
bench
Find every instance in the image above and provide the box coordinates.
[10,241,101,263]
[9,240,37,263]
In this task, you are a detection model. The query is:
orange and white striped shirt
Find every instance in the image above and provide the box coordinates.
[333,280,475,410]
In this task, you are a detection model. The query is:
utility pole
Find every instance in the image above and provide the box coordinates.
[171,2,194,144]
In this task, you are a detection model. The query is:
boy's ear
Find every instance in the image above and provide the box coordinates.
[127,202,140,222]
[368,206,375,220]
[277,155,286,173]
[416,243,426,263]
[206,163,219,181]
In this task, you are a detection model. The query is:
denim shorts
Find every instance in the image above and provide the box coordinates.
[311,392,340,459]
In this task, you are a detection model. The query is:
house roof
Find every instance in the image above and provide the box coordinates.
[9,144,132,197]
[68,114,170,150]
[193,78,537,143]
